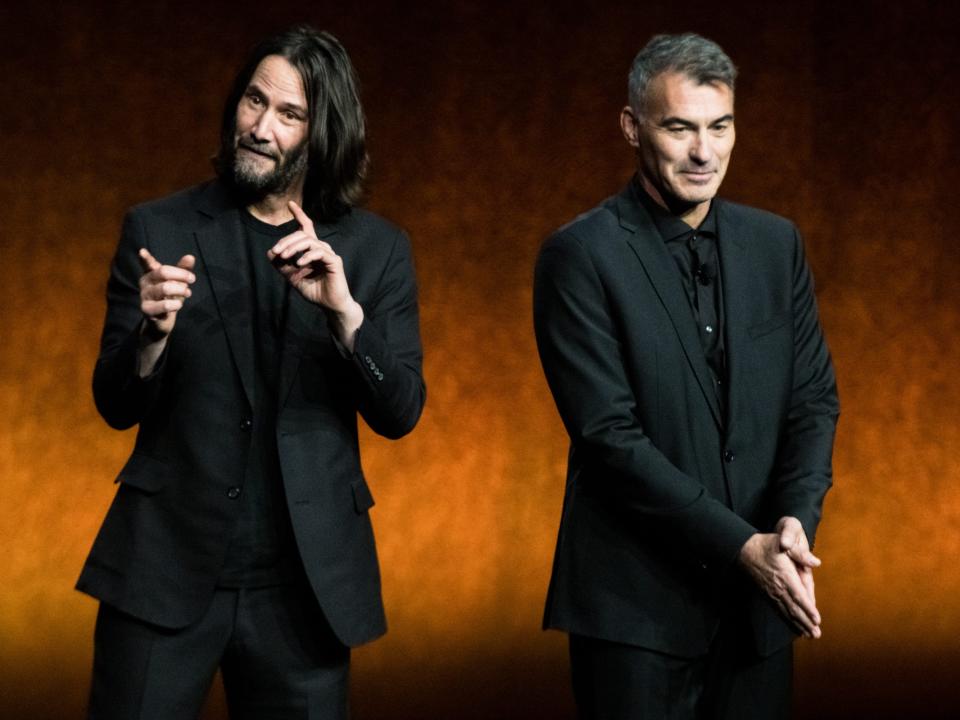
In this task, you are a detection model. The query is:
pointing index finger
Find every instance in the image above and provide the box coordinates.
[139,248,161,273]
[288,201,314,234]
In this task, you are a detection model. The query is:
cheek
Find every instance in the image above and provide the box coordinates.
[657,140,687,166]
[646,143,677,175]
[278,127,308,154]
[234,109,254,137]
[660,149,686,176]
[719,135,735,162]
[717,143,734,167]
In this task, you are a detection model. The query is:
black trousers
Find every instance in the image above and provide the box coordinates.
[569,621,792,720]
[88,583,350,720]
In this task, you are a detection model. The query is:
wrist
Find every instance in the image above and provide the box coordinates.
[738,532,760,564]
[332,301,364,351]
[139,317,169,345]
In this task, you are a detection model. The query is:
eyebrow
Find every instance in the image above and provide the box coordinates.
[245,82,307,115]
[659,113,735,127]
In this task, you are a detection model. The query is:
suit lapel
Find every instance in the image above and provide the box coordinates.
[277,222,341,408]
[192,183,257,408]
[716,200,752,435]
[617,186,723,429]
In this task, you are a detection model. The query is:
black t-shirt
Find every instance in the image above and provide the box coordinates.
[218,210,301,587]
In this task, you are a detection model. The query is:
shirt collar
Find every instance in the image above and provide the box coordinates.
[631,176,718,244]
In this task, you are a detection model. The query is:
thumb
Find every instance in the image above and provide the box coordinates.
[778,527,798,552]
[784,541,821,568]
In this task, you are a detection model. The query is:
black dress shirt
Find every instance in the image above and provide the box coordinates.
[633,180,727,409]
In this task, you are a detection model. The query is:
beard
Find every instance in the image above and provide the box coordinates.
[224,137,308,201]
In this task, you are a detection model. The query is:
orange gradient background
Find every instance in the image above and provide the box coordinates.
[2,2,958,718]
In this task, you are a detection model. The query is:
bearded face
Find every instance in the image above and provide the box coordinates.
[223,54,310,200]
[227,134,308,198]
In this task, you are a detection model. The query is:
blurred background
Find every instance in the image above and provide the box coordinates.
[1,1,958,717]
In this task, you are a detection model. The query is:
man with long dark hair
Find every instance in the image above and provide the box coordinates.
[79,26,425,719]
[534,33,838,718]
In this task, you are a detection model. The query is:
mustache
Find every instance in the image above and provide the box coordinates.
[236,141,279,160]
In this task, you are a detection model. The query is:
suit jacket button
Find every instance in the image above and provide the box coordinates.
[226,486,241,499]
[723,450,735,463]
[240,418,253,431]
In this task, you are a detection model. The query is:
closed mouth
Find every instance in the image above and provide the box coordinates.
[681,170,715,182]
[238,145,277,160]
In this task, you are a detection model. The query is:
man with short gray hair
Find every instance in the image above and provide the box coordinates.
[534,32,838,718]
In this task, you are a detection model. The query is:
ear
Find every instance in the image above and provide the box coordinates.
[620,106,640,148]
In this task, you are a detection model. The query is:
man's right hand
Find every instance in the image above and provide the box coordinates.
[137,248,195,376]
[739,529,822,639]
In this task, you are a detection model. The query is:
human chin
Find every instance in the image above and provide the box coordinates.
[235,144,275,174]
[672,174,719,203]
[233,141,305,196]
[232,154,278,195]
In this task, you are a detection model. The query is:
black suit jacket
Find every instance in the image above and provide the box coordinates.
[533,181,838,657]
[78,180,425,647]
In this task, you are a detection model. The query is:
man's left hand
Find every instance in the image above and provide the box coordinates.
[776,516,820,570]
[268,200,364,350]
[776,515,820,619]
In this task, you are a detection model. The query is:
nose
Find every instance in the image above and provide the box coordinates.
[689,129,714,165]
[250,108,277,142]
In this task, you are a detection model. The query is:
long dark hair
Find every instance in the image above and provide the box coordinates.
[215,26,368,221]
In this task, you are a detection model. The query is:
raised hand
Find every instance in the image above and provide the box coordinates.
[267,202,352,309]
[138,249,196,338]
[267,201,363,348]
[136,249,195,377]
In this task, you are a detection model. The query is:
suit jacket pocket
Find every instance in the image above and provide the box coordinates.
[748,311,791,339]
[351,477,375,514]
[114,453,171,494]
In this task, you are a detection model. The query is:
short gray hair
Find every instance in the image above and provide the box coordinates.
[628,33,737,115]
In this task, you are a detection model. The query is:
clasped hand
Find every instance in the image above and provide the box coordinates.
[739,516,822,639]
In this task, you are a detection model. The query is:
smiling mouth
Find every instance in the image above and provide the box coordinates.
[238,145,277,161]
